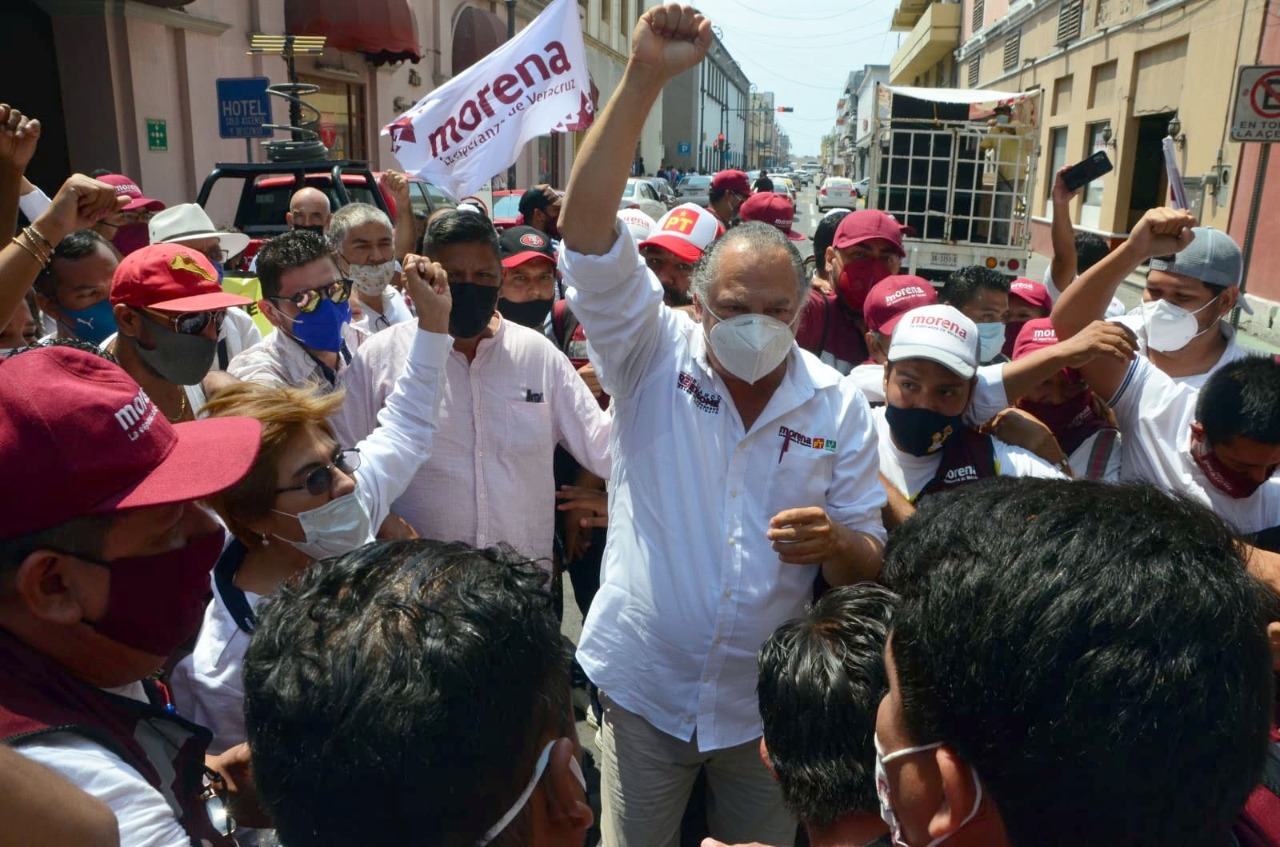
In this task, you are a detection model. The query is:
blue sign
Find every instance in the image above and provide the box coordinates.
[216,77,273,139]
[677,141,692,155]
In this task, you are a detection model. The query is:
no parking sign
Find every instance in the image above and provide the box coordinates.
[1232,66,1280,142]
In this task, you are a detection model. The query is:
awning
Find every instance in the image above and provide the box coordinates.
[285,0,422,66]
[452,7,508,76]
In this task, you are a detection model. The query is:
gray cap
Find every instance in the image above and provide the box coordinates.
[1149,227,1252,314]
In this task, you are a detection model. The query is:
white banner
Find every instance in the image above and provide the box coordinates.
[382,0,593,199]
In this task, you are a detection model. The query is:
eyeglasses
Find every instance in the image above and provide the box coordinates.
[268,278,352,314]
[141,307,227,335]
[276,448,361,497]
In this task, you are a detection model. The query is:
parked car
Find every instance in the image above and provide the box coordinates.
[491,189,524,231]
[772,176,798,204]
[621,178,669,220]
[675,173,713,207]
[647,177,677,209]
[817,177,857,211]
[853,177,871,199]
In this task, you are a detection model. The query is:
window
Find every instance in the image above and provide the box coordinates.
[1057,0,1083,44]
[968,57,980,87]
[299,75,367,162]
[1003,30,1021,71]
[601,0,610,24]
[1046,127,1068,215]
[971,0,985,32]
[621,0,630,36]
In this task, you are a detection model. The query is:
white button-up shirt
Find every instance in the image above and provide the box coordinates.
[562,223,887,752]
[227,322,366,394]
[332,317,612,564]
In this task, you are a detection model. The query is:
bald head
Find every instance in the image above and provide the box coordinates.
[287,187,332,232]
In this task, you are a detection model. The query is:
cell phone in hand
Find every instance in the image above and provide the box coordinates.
[1061,151,1113,192]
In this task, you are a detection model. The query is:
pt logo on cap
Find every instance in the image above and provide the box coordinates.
[171,252,215,282]
[519,233,546,248]
[663,209,700,234]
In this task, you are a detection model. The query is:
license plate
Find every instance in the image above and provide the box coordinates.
[929,252,959,267]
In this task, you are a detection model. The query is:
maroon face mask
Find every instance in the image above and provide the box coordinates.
[81,528,224,658]
[111,223,151,257]
[1191,439,1270,500]
[836,257,892,313]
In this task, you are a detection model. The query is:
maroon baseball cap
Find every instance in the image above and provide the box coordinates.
[1010,277,1053,313]
[1012,317,1060,360]
[97,174,165,213]
[832,209,907,255]
[864,275,938,335]
[711,169,750,195]
[738,192,805,241]
[0,347,262,539]
[110,243,252,313]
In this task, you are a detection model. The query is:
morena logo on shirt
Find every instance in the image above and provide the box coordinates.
[519,233,546,248]
[941,464,980,484]
[677,371,721,414]
[908,314,968,340]
[777,425,838,452]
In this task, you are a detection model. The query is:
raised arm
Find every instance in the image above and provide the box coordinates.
[0,105,40,249]
[380,170,417,262]
[999,319,1136,403]
[1052,207,1195,401]
[1047,168,1083,294]
[558,5,711,256]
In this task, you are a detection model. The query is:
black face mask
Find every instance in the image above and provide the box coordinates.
[884,403,964,457]
[449,283,500,338]
[499,297,554,329]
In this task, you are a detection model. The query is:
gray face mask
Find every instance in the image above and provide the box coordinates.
[124,321,218,386]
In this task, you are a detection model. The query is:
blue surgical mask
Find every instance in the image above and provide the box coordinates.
[976,321,1005,363]
[60,299,117,346]
[286,297,350,353]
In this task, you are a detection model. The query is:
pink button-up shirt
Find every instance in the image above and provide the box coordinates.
[332,317,612,564]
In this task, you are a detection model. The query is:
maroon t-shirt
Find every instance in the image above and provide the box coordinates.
[796,289,869,375]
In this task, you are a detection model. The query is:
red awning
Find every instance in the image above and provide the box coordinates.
[452,7,508,76]
[285,0,423,66]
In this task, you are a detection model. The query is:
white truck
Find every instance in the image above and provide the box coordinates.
[868,85,1042,283]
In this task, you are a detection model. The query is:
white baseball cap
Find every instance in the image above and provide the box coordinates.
[149,203,251,259]
[617,208,656,243]
[888,304,980,379]
[638,203,724,263]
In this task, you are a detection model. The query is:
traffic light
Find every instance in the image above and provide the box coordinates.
[718,132,725,146]
[777,106,794,113]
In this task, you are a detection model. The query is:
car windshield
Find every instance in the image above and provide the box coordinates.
[680,175,711,189]
[493,194,522,218]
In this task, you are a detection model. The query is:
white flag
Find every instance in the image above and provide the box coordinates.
[382,0,593,199]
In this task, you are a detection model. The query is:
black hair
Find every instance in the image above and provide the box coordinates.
[425,209,501,260]
[757,583,896,826]
[883,478,1272,847]
[37,230,113,298]
[709,186,730,203]
[243,540,570,847]
[1197,356,1280,447]
[254,229,333,300]
[517,189,551,221]
[812,210,851,276]
[1074,231,1110,274]
[939,265,1010,308]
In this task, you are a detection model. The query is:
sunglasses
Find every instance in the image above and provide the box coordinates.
[141,307,227,335]
[276,448,361,496]
[268,278,352,314]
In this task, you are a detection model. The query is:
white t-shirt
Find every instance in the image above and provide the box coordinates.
[15,683,194,847]
[873,406,1066,500]
[1066,428,1123,482]
[1112,313,1255,391]
[848,362,885,404]
[1108,354,1280,533]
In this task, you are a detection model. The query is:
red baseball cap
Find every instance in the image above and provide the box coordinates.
[97,174,165,213]
[711,169,750,195]
[0,347,262,539]
[1010,277,1053,313]
[864,275,939,335]
[738,192,805,241]
[639,203,723,263]
[111,243,252,313]
[832,209,907,255]
[1012,317,1060,359]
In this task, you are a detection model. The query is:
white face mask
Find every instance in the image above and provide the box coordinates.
[475,739,587,846]
[272,491,373,560]
[1141,295,1219,353]
[347,259,396,298]
[874,733,984,847]
[702,301,798,384]
[975,321,1005,363]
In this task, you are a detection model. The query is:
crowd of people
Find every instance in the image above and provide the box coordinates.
[3,4,1280,847]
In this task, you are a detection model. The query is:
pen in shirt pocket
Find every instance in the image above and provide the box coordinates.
[778,435,789,464]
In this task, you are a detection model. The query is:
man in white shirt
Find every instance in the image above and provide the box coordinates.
[332,210,611,564]
[875,304,1064,508]
[228,229,366,393]
[329,203,414,333]
[557,8,887,846]
[0,344,263,846]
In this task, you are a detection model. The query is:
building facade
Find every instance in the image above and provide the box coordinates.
[853,65,890,180]
[7,0,659,224]
[660,29,752,173]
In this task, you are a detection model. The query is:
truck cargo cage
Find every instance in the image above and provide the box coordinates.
[869,85,1041,281]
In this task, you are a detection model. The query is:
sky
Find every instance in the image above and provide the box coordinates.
[683,0,905,156]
